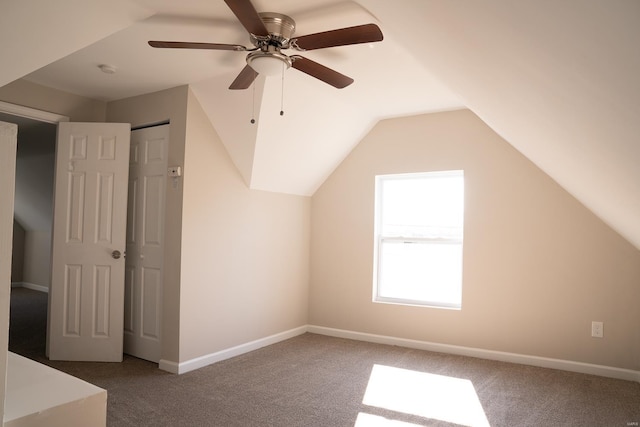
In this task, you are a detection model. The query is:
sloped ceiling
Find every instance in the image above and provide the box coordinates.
[18,0,462,196]
[1,0,638,250]
[358,0,640,250]
[0,0,153,87]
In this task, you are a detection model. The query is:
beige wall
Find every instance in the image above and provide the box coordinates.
[22,231,52,288]
[178,89,309,361]
[106,86,189,365]
[310,109,640,371]
[11,221,24,283]
[12,127,56,290]
[0,79,106,122]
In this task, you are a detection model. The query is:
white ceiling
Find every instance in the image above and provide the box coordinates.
[1,0,638,250]
[18,0,463,196]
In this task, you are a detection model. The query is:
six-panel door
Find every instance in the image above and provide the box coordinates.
[49,122,131,362]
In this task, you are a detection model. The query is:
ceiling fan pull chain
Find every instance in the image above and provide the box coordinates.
[251,81,256,124]
[280,62,285,116]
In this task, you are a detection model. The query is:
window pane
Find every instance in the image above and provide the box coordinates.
[381,174,463,239]
[374,171,464,308]
[378,241,462,307]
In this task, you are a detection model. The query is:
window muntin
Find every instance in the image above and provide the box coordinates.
[374,171,464,309]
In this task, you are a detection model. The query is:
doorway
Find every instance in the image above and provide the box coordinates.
[0,110,59,360]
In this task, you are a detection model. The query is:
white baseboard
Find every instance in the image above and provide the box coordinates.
[159,326,308,375]
[307,325,640,383]
[157,324,640,383]
[11,282,49,293]
[158,359,179,374]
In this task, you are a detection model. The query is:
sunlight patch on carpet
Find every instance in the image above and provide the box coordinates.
[362,364,489,427]
[355,412,424,426]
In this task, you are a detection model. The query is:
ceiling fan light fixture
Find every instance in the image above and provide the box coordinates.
[246,50,291,76]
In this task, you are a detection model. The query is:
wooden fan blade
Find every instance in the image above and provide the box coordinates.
[291,56,353,89]
[224,0,269,37]
[149,41,247,51]
[229,65,259,90]
[291,23,383,51]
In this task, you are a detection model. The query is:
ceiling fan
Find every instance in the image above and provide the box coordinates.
[148,0,384,90]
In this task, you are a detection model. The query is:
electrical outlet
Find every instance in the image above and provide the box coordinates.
[591,321,603,338]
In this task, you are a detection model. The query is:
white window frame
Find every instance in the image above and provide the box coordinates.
[373,170,464,309]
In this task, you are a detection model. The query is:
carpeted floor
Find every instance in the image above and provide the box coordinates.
[9,287,640,426]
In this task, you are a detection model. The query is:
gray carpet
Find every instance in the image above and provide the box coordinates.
[9,287,640,426]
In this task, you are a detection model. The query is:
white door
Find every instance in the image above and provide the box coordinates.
[124,125,169,363]
[48,122,131,362]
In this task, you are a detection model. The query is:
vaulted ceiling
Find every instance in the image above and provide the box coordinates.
[1,0,638,250]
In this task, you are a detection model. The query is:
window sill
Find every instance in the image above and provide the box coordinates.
[373,297,461,310]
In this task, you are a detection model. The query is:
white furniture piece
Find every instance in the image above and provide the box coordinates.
[4,352,107,427]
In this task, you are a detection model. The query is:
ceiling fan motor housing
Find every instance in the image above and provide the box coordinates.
[250,12,296,47]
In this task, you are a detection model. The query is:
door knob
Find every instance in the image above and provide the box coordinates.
[111,250,122,259]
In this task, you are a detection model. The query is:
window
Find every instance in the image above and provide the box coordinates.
[373,171,464,309]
